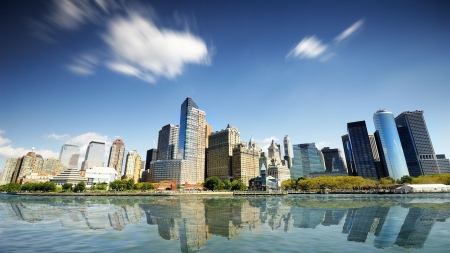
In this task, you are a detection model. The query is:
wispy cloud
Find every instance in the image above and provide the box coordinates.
[334,19,364,43]
[31,0,211,84]
[43,133,70,140]
[287,19,364,61]
[287,36,328,59]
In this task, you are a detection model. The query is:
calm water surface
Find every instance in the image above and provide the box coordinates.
[1,193,449,253]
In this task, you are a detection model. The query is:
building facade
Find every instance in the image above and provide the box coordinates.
[320,147,347,173]
[157,124,180,160]
[395,110,440,176]
[291,143,326,178]
[232,142,260,186]
[149,159,194,185]
[373,110,410,180]
[59,143,80,169]
[42,158,65,176]
[108,139,125,179]
[0,158,18,185]
[206,124,240,181]
[178,97,206,184]
[283,135,293,169]
[346,121,379,178]
[145,148,158,170]
[123,150,141,183]
[81,141,105,170]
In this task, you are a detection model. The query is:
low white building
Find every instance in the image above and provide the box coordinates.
[395,184,450,193]
[85,167,117,188]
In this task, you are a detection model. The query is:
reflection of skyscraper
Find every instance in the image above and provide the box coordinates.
[373,110,409,180]
[373,205,409,248]
[108,139,125,179]
[82,141,105,170]
[108,211,126,231]
[59,143,80,169]
[347,206,380,242]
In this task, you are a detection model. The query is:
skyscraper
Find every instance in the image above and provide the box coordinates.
[342,134,356,176]
[207,124,240,181]
[157,124,180,160]
[145,148,158,170]
[395,110,440,176]
[291,143,326,178]
[0,158,18,185]
[123,150,141,183]
[268,140,281,165]
[346,121,378,178]
[373,110,409,180]
[59,143,80,169]
[321,147,347,173]
[283,135,293,169]
[108,139,125,179]
[232,141,260,186]
[178,97,206,184]
[81,141,105,170]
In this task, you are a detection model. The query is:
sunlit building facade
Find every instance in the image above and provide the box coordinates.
[123,150,141,183]
[0,158,18,185]
[108,139,125,179]
[157,124,179,160]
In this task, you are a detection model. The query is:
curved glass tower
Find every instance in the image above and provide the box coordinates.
[373,110,409,179]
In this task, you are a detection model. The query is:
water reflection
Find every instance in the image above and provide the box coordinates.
[1,195,449,252]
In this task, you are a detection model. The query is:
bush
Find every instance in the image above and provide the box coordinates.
[62,183,73,192]
[73,181,86,192]
[203,177,224,191]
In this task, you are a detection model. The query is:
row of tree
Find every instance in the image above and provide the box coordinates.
[109,179,154,191]
[203,176,247,191]
[281,174,450,191]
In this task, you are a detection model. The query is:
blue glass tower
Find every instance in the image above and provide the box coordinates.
[178,97,199,160]
[291,143,325,178]
[373,110,409,180]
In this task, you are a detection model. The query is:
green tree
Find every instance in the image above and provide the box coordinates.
[62,183,73,192]
[4,183,21,192]
[223,180,232,190]
[400,175,413,184]
[203,177,224,191]
[230,180,247,191]
[73,181,86,192]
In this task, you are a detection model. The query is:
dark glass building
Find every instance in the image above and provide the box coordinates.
[145,148,158,170]
[321,147,347,173]
[395,111,439,176]
[346,121,378,178]
[341,134,356,176]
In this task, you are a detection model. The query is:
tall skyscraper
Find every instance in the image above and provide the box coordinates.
[373,110,409,180]
[283,135,293,169]
[342,134,356,176]
[321,147,347,173]
[178,97,206,184]
[11,149,43,183]
[59,143,80,169]
[395,110,440,176]
[268,140,282,165]
[157,124,180,160]
[108,139,125,179]
[232,141,260,186]
[346,121,378,178]
[81,141,105,170]
[291,143,326,178]
[207,124,240,181]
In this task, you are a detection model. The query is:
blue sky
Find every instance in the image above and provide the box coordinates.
[1,0,449,170]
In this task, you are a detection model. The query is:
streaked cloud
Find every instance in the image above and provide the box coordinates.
[287,36,328,59]
[31,0,211,84]
[287,19,364,61]
[334,19,364,43]
[43,133,70,140]
[103,12,210,83]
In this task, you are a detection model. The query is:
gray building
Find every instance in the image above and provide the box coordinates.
[157,124,179,160]
[395,110,441,176]
[320,147,347,173]
[59,143,80,169]
[291,143,326,178]
[145,148,158,170]
[283,135,293,169]
[81,141,105,170]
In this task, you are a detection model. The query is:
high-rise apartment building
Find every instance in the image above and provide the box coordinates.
[207,124,240,181]
[42,158,66,175]
[395,110,440,176]
[178,97,206,184]
[346,121,378,178]
[373,110,409,180]
[123,150,141,183]
[108,139,125,179]
[0,158,18,185]
[157,124,179,160]
[283,135,293,169]
[268,140,282,165]
[11,149,43,183]
[291,143,326,178]
[321,147,347,173]
[59,143,80,169]
[81,141,105,170]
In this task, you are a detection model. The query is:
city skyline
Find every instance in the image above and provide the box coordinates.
[1,0,450,169]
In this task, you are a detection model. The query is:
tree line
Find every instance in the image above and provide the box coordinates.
[203,176,247,191]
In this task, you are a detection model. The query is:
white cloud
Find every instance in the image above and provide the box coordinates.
[334,19,364,43]
[315,141,330,150]
[0,136,11,146]
[261,136,279,143]
[66,53,99,75]
[103,12,210,83]
[68,132,111,164]
[0,145,59,160]
[0,129,4,134]
[287,36,328,59]
[43,133,70,140]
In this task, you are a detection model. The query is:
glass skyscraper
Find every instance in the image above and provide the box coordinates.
[59,143,80,169]
[81,141,105,170]
[395,110,440,176]
[346,121,379,178]
[341,134,356,176]
[373,110,409,180]
[157,124,179,160]
[291,143,325,178]
[321,147,347,173]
